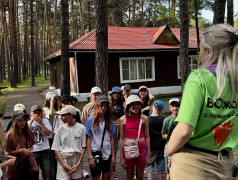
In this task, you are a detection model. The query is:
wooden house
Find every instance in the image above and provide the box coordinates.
[45,25,203,101]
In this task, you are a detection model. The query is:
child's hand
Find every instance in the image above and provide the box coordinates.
[120,158,126,170]
[5,158,16,166]
[71,163,80,172]
[5,154,16,160]
[35,116,42,124]
[89,158,95,168]
[63,164,74,174]
[22,148,32,156]
[111,156,116,168]
[146,156,151,167]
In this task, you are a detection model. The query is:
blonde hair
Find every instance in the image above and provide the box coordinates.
[201,24,238,102]
[0,120,5,156]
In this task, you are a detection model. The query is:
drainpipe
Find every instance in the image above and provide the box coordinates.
[75,52,79,94]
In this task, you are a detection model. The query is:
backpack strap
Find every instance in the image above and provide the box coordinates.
[136,115,143,142]
[101,123,106,149]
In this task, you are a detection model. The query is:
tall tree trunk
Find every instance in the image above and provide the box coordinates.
[0,35,2,84]
[129,0,131,27]
[194,0,200,52]
[9,0,17,87]
[79,0,85,36]
[61,0,70,96]
[13,0,19,83]
[16,1,21,83]
[179,0,190,90]
[153,0,157,27]
[53,0,57,51]
[47,2,52,58]
[120,0,123,26]
[133,0,135,27]
[71,0,74,40]
[171,0,176,27]
[111,8,115,26]
[30,0,35,86]
[43,0,48,79]
[95,0,108,95]
[35,0,40,76]
[23,0,28,80]
[227,0,234,26]
[213,0,226,24]
[88,0,92,32]
[1,0,11,84]
[1,36,6,81]
[141,0,144,26]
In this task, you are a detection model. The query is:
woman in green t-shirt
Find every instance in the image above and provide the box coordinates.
[165,24,238,179]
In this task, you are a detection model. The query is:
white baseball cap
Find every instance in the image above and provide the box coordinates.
[56,105,77,115]
[14,104,25,111]
[91,87,102,94]
[45,92,56,100]
[169,98,180,105]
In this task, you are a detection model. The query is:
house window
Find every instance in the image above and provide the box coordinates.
[177,55,198,79]
[120,57,155,83]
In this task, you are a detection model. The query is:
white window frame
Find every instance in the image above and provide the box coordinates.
[119,57,155,83]
[177,55,198,79]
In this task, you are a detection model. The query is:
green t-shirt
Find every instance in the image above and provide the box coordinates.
[161,115,176,144]
[175,68,238,152]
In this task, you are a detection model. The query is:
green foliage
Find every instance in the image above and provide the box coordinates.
[0,101,6,117]
[234,18,238,29]
[190,17,212,28]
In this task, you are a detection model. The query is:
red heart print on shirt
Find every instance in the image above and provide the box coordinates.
[212,120,234,149]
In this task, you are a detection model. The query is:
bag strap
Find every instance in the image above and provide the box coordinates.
[101,122,106,149]
[136,115,143,142]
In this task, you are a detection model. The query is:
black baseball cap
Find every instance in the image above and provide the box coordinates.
[124,84,131,91]
[61,96,72,103]
[96,95,109,103]
[12,110,27,120]
[31,105,42,112]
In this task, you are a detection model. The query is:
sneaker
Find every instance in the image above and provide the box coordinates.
[82,169,90,178]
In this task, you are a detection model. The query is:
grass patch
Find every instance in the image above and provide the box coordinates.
[37,87,49,94]
[0,74,50,116]
[76,101,88,111]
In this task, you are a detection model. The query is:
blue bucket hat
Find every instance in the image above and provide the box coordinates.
[110,86,121,95]
[153,100,164,109]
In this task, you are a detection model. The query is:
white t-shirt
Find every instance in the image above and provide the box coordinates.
[51,123,86,158]
[29,118,52,152]
[86,116,115,160]
[0,168,2,178]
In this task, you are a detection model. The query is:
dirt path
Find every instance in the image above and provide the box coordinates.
[4,83,50,118]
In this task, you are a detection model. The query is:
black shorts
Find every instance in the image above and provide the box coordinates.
[90,151,112,177]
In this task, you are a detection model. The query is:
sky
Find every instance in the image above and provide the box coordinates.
[201,1,238,22]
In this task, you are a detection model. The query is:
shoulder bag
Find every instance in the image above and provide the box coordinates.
[124,115,142,160]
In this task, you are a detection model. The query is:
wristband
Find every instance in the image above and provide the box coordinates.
[88,156,93,160]
[165,153,171,157]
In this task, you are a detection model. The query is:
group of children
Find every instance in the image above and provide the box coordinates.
[0,84,181,180]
